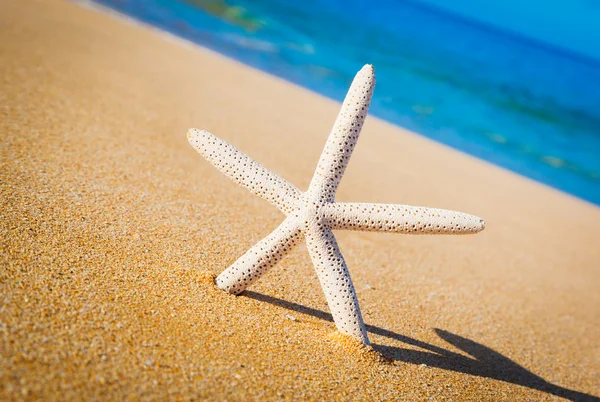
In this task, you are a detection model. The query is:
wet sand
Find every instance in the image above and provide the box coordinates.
[1,0,599,400]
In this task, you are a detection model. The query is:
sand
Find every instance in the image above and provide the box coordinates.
[1,0,599,400]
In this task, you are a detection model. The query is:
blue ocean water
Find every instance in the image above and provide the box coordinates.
[92,0,600,205]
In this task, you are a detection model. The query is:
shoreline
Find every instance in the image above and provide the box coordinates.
[84,0,600,206]
[1,0,599,400]
[81,0,600,210]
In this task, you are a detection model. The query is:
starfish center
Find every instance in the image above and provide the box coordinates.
[296,198,326,230]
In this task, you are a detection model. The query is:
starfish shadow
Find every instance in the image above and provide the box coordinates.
[243,291,597,402]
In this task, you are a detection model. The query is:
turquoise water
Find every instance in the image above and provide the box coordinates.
[93,0,600,205]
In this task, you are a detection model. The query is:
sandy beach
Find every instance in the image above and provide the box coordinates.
[1,0,599,400]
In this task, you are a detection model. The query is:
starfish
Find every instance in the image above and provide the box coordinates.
[187,64,485,345]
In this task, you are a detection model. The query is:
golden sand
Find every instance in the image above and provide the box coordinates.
[1,0,599,400]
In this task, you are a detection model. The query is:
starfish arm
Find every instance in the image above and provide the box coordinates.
[215,217,302,295]
[305,226,370,345]
[326,203,485,234]
[188,129,302,215]
[307,65,375,203]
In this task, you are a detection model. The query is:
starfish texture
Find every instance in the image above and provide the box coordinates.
[188,65,485,345]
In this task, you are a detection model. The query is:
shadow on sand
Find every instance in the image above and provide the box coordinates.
[243,291,597,402]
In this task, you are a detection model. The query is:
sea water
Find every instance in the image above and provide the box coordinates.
[91,0,600,205]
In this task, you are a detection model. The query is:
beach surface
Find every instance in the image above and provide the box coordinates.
[1,0,599,400]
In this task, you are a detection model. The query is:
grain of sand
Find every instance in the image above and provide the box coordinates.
[1,0,599,400]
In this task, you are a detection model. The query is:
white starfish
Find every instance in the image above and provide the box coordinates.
[188,64,485,345]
